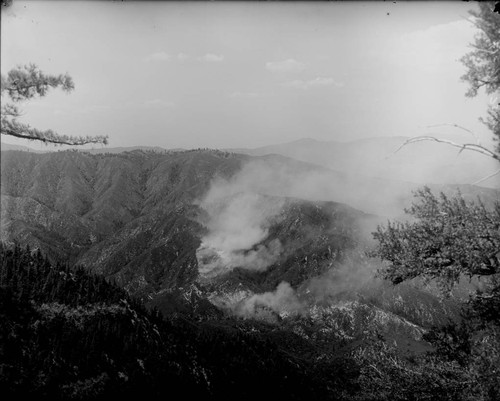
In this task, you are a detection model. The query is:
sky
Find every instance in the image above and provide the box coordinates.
[0,1,495,150]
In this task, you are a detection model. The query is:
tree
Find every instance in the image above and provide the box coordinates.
[461,2,500,154]
[372,187,500,291]
[1,64,108,146]
[373,2,500,291]
[393,3,500,184]
[371,4,500,398]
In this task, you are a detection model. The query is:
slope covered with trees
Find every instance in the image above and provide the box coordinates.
[1,243,358,400]
[2,242,494,400]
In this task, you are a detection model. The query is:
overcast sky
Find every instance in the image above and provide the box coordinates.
[0,1,494,150]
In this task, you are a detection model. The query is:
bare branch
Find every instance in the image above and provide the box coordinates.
[472,168,500,185]
[393,136,500,162]
[424,123,480,145]
[470,44,500,55]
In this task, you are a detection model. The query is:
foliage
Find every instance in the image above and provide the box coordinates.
[460,2,500,153]
[422,298,500,400]
[351,338,474,401]
[1,64,108,146]
[6,244,496,400]
[370,186,500,400]
[371,187,500,291]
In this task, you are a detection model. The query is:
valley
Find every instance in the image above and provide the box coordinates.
[1,143,498,400]
[2,147,492,345]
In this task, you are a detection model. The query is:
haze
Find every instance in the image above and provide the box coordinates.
[1,1,494,151]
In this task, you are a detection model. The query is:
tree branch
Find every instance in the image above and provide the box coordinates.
[1,119,108,146]
[424,123,480,144]
[472,168,500,185]
[393,136,500,162]
[1,65,107,146]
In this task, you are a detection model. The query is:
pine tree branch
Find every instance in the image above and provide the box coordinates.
[1,64,108,146]
[1,64,74,102]
[1,119,108,146]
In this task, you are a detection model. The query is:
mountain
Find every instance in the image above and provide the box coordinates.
[78,145,173,154]
[228,136,500,189]
[0,149,372,296]
[2,148,496,300]
[6,135,498,188]
[1,142,47,153]
[2,148,492,330]
[1,147,491,399]
[1,141,173,154]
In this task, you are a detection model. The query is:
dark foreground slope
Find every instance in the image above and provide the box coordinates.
[2,244,481,401]
[1,244,359,401]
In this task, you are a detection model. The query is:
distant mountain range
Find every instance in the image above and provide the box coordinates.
[228,136,500,189]
[4,135,497,188]
[0,142,171,154]
[1,142,46,152]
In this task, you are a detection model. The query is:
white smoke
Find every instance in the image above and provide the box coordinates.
[201,191,281,251]
[194,155,491,320]
[305,251,380,302]
[195,156,387,279]
[235,281,303,317]
[200,157,420,218]
[226,251,382,320]
[196,179,286,277]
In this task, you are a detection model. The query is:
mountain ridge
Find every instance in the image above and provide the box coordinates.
[5,133,496,188]
[227,136,499,189]
[1,146,492,400]
[2,148,494,320]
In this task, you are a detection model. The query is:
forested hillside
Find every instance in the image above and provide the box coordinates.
[1,243,356,400]
[3,243,494,400]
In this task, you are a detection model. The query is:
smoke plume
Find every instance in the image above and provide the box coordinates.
[235,281,303,317]
[196,178,286,277]
[194,154,495,320]
[229,251,380,318]
[195,157,386,279]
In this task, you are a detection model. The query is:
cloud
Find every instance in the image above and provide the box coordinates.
[265,58,305,73]
[229,91,270,99]
[282,77,344,89]
[142,99,174,108]
[144,51,170,62]
[200,53,225,62]
[395,20,476,74]
[144,52,225,64]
